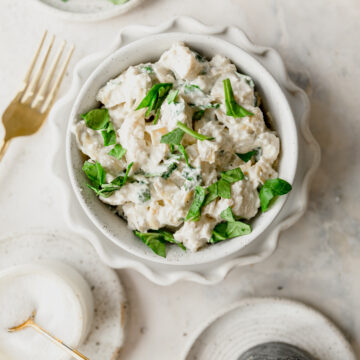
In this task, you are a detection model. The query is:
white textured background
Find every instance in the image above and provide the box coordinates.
[0,0,359,359]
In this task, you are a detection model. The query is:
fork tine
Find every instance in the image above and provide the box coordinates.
[32,40,66,109]
[21,34,55,104]
[41,44,74,113]
[19,31,48,95]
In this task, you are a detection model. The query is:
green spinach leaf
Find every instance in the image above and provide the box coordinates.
[236,149,257,162]
[223,78,254,118]
[134,231,167,257]
[185,186,207,221]
[210,220,251,243]
[160,128,185,145]
[82,161,105,188]
[101,122,116,146]
[220,167,244,183]
[82,108,110,130]
[259,178,292,212]
[134,229,185,257]
[178,144,191,167]
[136,83,173,124]
[217,179,231,199]
[108,144,126,160]
[203,182,219,206]
[220,207,236,222]
[176,121,214,141]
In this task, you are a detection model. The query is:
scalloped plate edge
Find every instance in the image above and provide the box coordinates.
[49,16,320,285]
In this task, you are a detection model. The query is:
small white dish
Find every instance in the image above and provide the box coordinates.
[182,297,356,360]
[66,32,298,266]
[0,231,126,359]
[30,0,144,22]
[50,17,320,284]
[0,261,93,360]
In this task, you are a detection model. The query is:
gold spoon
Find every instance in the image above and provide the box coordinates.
[8,310,89,360]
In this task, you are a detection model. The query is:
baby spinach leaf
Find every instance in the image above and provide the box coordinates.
[236,149,257,162]
[101,122,116,146]
[82,108,110,130]
[203,172,241,206]
[210,222,228,242]
[136,83,173,124]
[82,161,105,188]
[176,121,214,141]
[101,163,133,196]
[220,207,236,222]
[97,183,121,197]
[134,229,185,257]
[220,167,244,183]
[210,220,251,243]
[226,221,251,237]
[108,144,126,160]
[211,216,251,243]
[161,122,214,144]
[259,178,292,212]
[203,182,219,206]
[217,178,231,199]
[185,186,207,221]
[160,128,185,145]
[118,162,134,186]
[178,144,191,167]
[223,78,254,118]
[83,160,133,198]
[157,230,186,251]
[134,231,167,258]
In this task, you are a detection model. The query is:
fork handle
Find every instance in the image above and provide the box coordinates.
[0,139,9,161]
[29,322,89,360]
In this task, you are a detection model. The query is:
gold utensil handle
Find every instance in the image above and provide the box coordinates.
[29,321,89,360]
[0,139,9,161]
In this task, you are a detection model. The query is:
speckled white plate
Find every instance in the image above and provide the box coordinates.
[182,298,356,360]
[0,231,127,360]
[30,0,144,22]
[49,16,320,285]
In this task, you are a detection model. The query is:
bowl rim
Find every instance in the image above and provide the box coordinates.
[66,32,299,266]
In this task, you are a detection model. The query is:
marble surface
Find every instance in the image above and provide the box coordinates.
[0,0,359,359]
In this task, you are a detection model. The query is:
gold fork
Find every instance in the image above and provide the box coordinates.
[0,31,74,161]
[8,310,89,360]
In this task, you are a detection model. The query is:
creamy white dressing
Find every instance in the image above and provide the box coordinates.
[74,42,280,252]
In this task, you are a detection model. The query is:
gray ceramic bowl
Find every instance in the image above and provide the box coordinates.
[238,342,314,360]
[66,33,298,265]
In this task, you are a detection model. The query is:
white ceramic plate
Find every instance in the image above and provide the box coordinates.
[182,298,356,360]
[0,231,127,360]
[30,0,144,22]
[50,17,320,284]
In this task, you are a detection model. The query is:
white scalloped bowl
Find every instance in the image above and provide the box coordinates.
[66,33,298,266]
